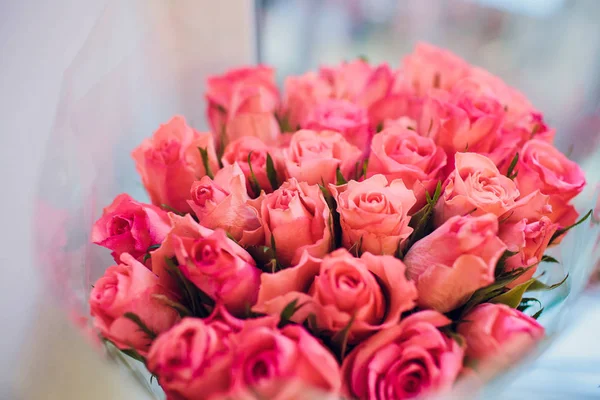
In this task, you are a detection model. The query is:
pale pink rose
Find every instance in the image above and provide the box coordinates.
[229,319,341,399]
[458,303,545,360]
[282,72,332,130]
[283,129,363,185]
[204,303,245,346]
[188,163,264,246]
[261,178,331,267]
[304,99,372,152]
[91,193,170,264]
[341,310,464,400]
[89,253,180,355]
[253,249,417,343]
[435,152,521,226]
[331,175,416,255]
[404,214,507,312]
[206,66,281,146]
[318,59,374,102]
[147,317,234,400]
[383,116,417,130]
[131,116,219,213]
[367,126,446,208]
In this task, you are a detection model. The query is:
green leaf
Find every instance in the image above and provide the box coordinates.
[164,257,214,317]
[376,122,384,133]
[151,294,192,318]
[490,279,537,308]
[143,244,162,263]
[532,308,544,319]
[278,298,307,328]
[517,297,542,312]
[123,312,157,339]
[247,151,262,196]
[348,236,363,257]
[506,152,519,180]
[319,182,342,249]
[336,167,348,185]
[495,250,519,276]
[160,204,184,216]
[121,348,146,364]
[440,326,465,347]
[245,245,282,273]
[217,124,227,168]
[266,153,280,190]
[540,255,559,263]
[527,274,569,292]
[362,159,368,179]
[198,147,215,180]
[226,232,239,244]
[403,181,442,252]
[276,113,295,133]
[331,312,357,360]
[358,55,369,62]
[549,209,592,245]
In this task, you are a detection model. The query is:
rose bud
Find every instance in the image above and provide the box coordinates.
[281,71,332,130]
[330,175,416,256]
[91,193,170,265]
[404,214,507,313]
[342,310,464,400]
[89,253,180,355]
[131,115,218,213]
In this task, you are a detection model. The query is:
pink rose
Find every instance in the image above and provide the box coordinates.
[254,249,417,343]
[404,214,507,312]
[283,129,363,185]
[206,66,281,146]
[188,163,264,246]
[229,319,341,399]
[147,317,234,400]
[304,99,372,152]
[261,178,331,267]
[457,303,545,360]
[89,253,180,355]
[341,310,464,400]
[282,72,333,130]
[435,152,521,226]
[131,116,219,213]
[91,193,170,264]
[367,126,446,208]
[330,175,416,255]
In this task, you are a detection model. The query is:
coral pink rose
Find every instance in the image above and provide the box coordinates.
[89,253,180,355]
[283,129,363,185]
[341,310,464,400]
[330,175,416,255]
[435,152,521,226]
[222,136,283,195]
[229,319,341,399]
[367,126,446,208]
[254,249,417,343]
[147,317,234,400]
[91,193,170,264]
[282,72,332,130]
[458,303,545,360]
[304,99,372,152]
[132,116,218,213]
[188,163,264,246]
[261,178,331,267]
[206,66,281,146]
[404,214,507,312]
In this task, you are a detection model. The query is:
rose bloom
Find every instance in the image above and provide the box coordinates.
[229,318,341,399]
[367,126,446,209]
[188,163,264,247]
[89,253,180,355]
[91,193,170,264]
[342,310,464,400]
[282,129,363,185]
[254,249,417,343]
[152,214,261,315]
[330,175,416,256]
[205,66,281,146]
[282,71,333,130]
[261,178,331,267]
[434,152,521,226]
[222,136,283,195]
[404,214,507,313]
[458,303,545,360]
[304,99,372,152]
[131,115,218,213]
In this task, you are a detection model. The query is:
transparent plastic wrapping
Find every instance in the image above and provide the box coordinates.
[35,0,600,398]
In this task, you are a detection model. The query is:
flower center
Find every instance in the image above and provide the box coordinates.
[109,216,131,236]
[193,186,214,206]
[152,139,181,165]
[191,240,219,265]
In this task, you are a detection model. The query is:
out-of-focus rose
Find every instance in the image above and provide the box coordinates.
[89,253,180,355]
[206,66,281,146]
[304,99,372,152]
[131,116,218,213]
[341,310,464,400]
[457,303,545,360]
[331,175,416,255]
[261,178,331,267]
[282,72,332,131]
[91,193,170,264]
[282,129,363,185]
[367,126,446,208]
[435,152,521,226]
[147,318,233,400]
[188,163,264,246]
[254,249,417,343]
[229,319,341,399]
[152,214,260,315]
[383,116,417,130]
[404,214,507,312]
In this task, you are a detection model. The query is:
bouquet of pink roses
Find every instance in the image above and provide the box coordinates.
[89,43,591,400]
